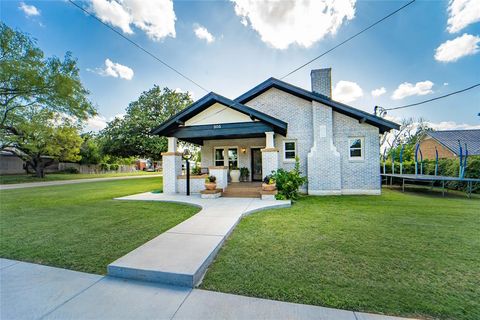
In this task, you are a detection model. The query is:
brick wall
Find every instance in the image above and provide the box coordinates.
[419,137,456,159]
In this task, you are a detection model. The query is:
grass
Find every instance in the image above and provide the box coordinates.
[0,171,159,184]
[201,189,480,320]
[0,177,198,274]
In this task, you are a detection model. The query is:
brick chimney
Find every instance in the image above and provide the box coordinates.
[311,68,332,98]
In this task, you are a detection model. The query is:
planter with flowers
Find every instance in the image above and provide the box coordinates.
[204,175,217,190]
[262,174,276,191]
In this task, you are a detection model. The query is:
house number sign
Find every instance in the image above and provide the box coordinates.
[213,124,222,129]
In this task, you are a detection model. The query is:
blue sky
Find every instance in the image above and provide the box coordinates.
[3,0,480,131]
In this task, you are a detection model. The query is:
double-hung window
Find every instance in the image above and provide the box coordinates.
[214,148,224,166]
[348,137,364,160]
[283,140,297,162]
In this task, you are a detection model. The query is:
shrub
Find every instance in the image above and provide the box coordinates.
[63,167,79,174]
[100,163,109,171]
[109,163,119,171]
[263,174,275,185]
[206,175,216,183]
[240,167,249,181]
[191,165,202,175]
[271,157,307,200]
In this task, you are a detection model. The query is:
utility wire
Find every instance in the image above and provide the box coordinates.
[67,0,209,93]
[280,0,416,80]
[385,83,480,111]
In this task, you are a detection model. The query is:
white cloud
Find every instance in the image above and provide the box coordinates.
[434,33,480,62]
[85,115,108,132]
[174,88,195,100]
[90,0,176,41]
[333,80,363,103]
[391,81,434,100]
[444,82,449,86]
[88,59,134,80]
[231,0,356,49]
[427,121,480,131]
[447,0,480,33]
[194,25,215,43]
[19,2,40,16]
[371,87,386,97]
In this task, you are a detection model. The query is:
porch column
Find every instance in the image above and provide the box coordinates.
[261,131,278,178]
[162,137,182,194]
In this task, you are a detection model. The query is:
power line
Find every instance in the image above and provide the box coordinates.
[385,83,480,111]
[280,0,416,80]
[67,0,209,93]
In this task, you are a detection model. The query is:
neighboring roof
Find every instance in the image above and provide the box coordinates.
[235,77,400,133]
[151,92,288,137]
[426,129,480,156]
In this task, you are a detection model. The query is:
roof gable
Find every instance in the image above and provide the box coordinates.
[427,129,480,156]
[235,77,399,133]
[151,92,287,136]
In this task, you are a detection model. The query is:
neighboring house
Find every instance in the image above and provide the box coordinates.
[419,129,480,160]
[152,69,399,196]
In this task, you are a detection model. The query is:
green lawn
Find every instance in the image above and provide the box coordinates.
[0,177,198,274]
[0,171,159,184]
[201,189,480,320]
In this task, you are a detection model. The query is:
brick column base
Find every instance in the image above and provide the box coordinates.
[162,152,182,194]
[261,148,278,179]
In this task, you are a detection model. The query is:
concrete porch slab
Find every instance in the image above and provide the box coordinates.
[110,192,290,287]
[0,258,19,270]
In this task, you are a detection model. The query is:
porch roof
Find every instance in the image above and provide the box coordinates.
[151,92,288,145]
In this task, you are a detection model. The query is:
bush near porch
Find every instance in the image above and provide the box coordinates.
[201,189,480,320]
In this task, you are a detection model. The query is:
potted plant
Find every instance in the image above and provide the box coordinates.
[205,175,217,190]
[230,166,241,183]
[262,174,276,191]
[240,167,250,182]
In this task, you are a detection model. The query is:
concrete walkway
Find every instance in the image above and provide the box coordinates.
[109,193,291,287]
[0,259,414,320]
[0,174,162,190]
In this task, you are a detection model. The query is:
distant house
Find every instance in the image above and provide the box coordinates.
[419,129,480,160]
[152,68,399,196]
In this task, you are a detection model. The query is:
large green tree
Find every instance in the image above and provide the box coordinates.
[0,23,95,177]
[100,86,192,159]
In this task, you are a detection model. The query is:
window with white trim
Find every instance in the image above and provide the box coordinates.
[348,137,364,160]
[214,148,224,166]
[283,140,297,161]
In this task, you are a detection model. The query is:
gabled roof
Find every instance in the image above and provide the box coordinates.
[427,129,480,156]
[235,77,399,133]
[151,92,288,136]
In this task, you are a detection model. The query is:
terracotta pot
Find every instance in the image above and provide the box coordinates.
[262,183,276,191]
[205,182,217,190]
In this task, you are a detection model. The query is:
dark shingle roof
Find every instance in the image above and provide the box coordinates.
[427,129,480,156]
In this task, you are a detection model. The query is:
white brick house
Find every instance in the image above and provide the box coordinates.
[152,69,399,196]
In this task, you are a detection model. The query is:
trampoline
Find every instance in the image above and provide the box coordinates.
[381,173,479,198]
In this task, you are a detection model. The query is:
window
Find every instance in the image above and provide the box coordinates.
[228,148,238,169]
[283,140,297,161]
[214,148,224,166]
[348,137,364,160]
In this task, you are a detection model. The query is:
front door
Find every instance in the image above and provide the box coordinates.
[251,148,262,181]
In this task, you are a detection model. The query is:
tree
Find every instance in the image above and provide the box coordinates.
[100,86,192,159]
[0,23,95,176]
[380,117,432,162]
[12,110,83,177]
[79,133,102,165]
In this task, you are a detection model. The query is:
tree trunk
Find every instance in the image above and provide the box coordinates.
[28,156,53,178]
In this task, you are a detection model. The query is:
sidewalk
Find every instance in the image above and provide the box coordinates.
[109,193,291,287]
[0,259,414,320]
[0,174,162,190]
